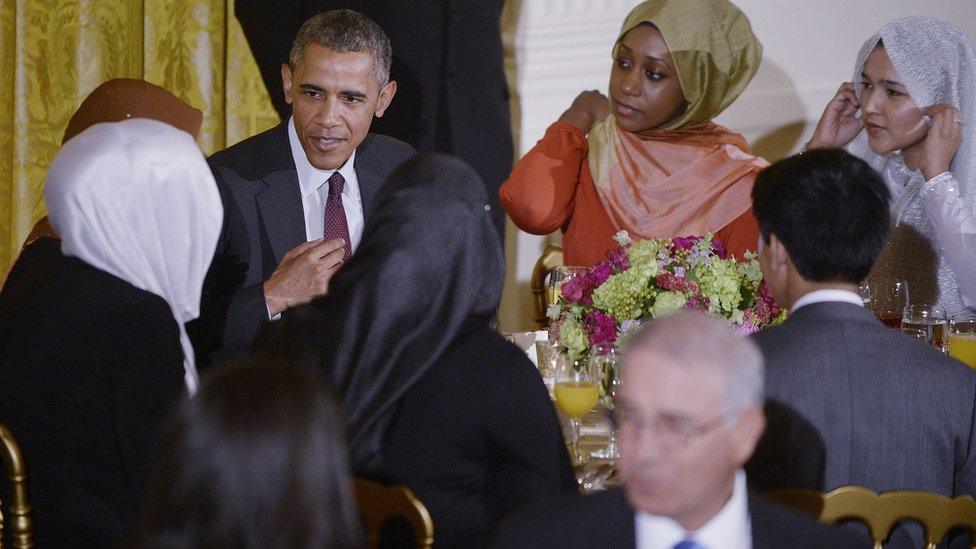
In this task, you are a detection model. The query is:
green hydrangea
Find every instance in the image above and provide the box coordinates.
[558,313,589,359]
[628,238,667,269]
[652,291,687,318]
[737,257,763,285]
[591,265,657,321]
[693,258,743,314]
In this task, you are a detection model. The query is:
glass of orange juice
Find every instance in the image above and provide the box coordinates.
[948,317,976,370]
[554,354,599,465]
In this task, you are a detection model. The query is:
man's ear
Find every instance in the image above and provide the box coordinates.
[733,408,766,466]
[767,234,790,275]
[281,63,294,105]
[374,80,397,118]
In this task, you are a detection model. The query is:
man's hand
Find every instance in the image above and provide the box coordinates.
[263,238,346,316]
[558,90,611,134]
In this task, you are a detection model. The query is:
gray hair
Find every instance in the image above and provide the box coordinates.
[623,311,764,411]
[289,10,393,86]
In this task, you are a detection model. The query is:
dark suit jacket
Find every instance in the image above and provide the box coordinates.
[234,0,513,238]
[193,122,413,363]
[747,301,976,547]
[0,238,185,548]
[490,486,865,548]
[375,326,577,548]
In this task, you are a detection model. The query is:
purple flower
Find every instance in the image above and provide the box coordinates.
[672,236,700,251]
[586,310,618,347]
[590,263,613,286]
[712,238,729,259]
[560,275,588,304]
[606,248,630,271]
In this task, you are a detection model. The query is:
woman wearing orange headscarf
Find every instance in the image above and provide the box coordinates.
[501,0,766,267]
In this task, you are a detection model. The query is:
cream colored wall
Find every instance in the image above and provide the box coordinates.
[498,0,976,332]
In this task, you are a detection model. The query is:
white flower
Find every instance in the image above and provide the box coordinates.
[612,230,632,247]
[546,303,562,320]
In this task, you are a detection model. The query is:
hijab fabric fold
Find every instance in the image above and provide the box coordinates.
[588,0,766,242]
[298,154,504,474]
[44,119,223,394]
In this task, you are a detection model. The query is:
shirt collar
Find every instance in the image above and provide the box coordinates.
[791,289,864,313]
[287,117,359,200]
[635,470,751,549]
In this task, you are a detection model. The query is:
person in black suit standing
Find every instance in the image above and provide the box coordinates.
[234,0,513,240]
[492,312,865,549]
[195,10,415,362]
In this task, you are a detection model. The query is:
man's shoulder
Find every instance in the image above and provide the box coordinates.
[748,492,866,548]
[356,132,416,172]
[208,122,291,180]
[491,488,633,548]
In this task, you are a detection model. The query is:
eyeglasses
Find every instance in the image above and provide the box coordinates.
[610,405,741,448]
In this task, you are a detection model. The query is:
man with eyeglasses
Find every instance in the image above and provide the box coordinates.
[492,311,862,548]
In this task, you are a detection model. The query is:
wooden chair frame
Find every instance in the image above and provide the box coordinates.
[530,245,564,329]
[354,478,433,549]
[0,423,33,549]
[766,485,976,549]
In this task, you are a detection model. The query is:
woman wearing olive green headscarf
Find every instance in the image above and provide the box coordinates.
[501,0,767,267]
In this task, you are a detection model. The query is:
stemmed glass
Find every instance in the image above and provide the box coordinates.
[589,344,620,460]
[554,354,600,465]
[902,304,948,353]
[863,278,909,329]
[948,316,976,369]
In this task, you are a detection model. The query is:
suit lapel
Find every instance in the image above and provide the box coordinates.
[256,168,305,265]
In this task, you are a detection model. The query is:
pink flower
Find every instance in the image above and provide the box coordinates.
[606,248,630,270]
[586,310,618,347]
[758,281,782,318]
[590,263,614,286]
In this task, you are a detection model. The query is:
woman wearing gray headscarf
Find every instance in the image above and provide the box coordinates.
[807,17,976,317]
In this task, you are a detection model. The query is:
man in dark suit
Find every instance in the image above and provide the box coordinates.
[492,312,863,548]
[234,0,513,239]
[745,149,976,547]
[195,10,414,360]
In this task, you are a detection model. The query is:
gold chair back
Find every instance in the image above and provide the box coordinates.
[530,245,564,329]
[766,485,976,549]
[354,478,434,549]
[0,423,33,549]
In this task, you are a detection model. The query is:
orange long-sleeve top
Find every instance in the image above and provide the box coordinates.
[500,122,760,267]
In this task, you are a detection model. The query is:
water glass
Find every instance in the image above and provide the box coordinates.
[902,304,948,353]
[589,344,620,460]
[534,340,559,399]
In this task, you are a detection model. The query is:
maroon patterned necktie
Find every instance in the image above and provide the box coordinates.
[323,171,352,262]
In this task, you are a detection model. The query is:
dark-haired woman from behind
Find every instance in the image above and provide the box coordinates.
[130,358,364,549]
[258,153,577,548]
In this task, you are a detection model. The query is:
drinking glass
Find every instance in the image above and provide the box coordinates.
[589,344,620,460]
[548,266,589,306]
[554,355,600,465]
[902,304,948,353]
[864,278,909,329]
[534,340,559,399]
[948,317,976,369]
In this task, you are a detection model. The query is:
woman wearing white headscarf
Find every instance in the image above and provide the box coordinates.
[0,118,222,547]
[807,17,976,317]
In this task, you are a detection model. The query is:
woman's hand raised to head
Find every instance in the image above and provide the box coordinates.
[558,90,611,134]
[920,104,963,181]
[807,82,863,150]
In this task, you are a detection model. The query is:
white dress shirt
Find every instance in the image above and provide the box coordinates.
[790,289,864,314]
[287,117,364,250]
[635,470,752,549]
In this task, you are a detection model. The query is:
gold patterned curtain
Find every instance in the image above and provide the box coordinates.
[0,0,280,273]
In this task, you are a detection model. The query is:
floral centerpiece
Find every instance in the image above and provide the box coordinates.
[549,231,785,360]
